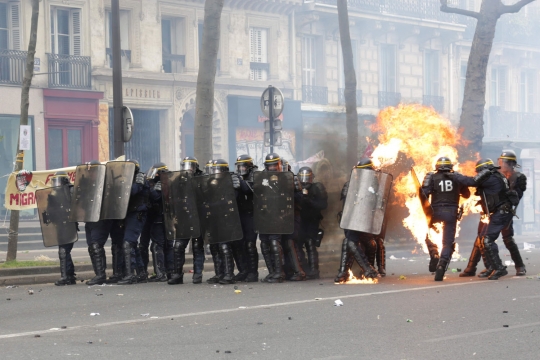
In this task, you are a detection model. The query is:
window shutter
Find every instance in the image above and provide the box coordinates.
[9,2,21,50]
[71,9,81,56]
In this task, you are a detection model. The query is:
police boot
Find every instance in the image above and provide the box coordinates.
[460,237,482,277]
[149,244,168,282]
[503,237,526,276]
[231,241,248,282]
[86,243,107,286]
[118,242,139,285]
[168,241,185,285]
[376,238,386,277]
[434,258,449,281]
[366,238,377,268]
[266,240,285,283]
[192,237,205,284]
[477,244,493,278]
[245,241,259,282]
[260,241,275,282]
[55,247,75,286]
[219,243,236,284]
[347,240,378,279]
[483,240,508,280]
[106,243,123,284]
[305,238,320,280]
[207,244,223,284]
[139,243,149,273]
[334,238,350,282]
[426,236,440,273]
[284,239,306,281]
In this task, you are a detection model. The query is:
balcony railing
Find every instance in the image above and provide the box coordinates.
[47,53,91,89]
[338,88,363,107]
[485,107,540,142]
[0,50,27,85]
[162,53,185,73]
[315,0,459,24]
[378,91,401,108]
[303,85,328,105]
[423,95,444,113]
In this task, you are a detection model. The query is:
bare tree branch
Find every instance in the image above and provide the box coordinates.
[440,0,481,19]
[500,0,537,14]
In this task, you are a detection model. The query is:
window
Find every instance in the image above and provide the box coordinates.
[459,61,467,108]
[0,1,21,50]
[490,67,506,109]
[106,10,130,68]
[162,18,185,73]
[380,45,397,92]
[249,27,268,81]
[302,36,317,86]
[520,70,536,113]
[424,50,440,96]
[51,7,81,56]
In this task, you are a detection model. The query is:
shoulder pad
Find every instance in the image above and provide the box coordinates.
[422,172,434,188]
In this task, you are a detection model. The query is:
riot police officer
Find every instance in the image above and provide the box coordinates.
[295,167,328,280]
[49,171,77,286]
[335,159,379,282]
[203,159,224,284]
[421,157,472,281]
[168,157,206,285]
[118,160,150,285]
[234,155,259,282]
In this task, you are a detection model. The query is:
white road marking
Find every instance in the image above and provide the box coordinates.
[425,321,540,342]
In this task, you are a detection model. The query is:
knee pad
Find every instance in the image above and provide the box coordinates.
[58,247,67,257]
[503,237,516,246]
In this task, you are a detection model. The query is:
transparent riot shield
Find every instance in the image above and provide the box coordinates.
[70,163,106,222]
[100,161,136,220]
[340,168,393,235]
[193,173,243,244]
[161,170,201,240]
[253,171,294,235]
[411,167,433,226]
[36,185,78,247]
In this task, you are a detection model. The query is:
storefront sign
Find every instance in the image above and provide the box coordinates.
[124,87,161,99]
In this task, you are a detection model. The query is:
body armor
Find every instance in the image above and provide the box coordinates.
[431,172,460,206]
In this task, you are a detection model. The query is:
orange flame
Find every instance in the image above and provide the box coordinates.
[336,270,379,285]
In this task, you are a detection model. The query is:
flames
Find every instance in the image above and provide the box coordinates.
[369,104,479,255]
[336,270,379,285]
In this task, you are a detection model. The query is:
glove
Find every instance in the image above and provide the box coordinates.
[294,175,301,191]
[154,181,162,192]
[473,169,492,185]
[422,172,434,188]
[507,190,520,206]
[135,172,145,185]
[516,173,527,192]
[341,181,349,200]
[231,174,241,189]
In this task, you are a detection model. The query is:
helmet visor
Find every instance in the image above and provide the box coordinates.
[298,172,313,184]
[265,163,281,172]
[182,161,196,172]
[236,164,249,176]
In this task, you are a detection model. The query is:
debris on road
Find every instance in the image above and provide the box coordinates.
[6,285,18,289]
[399,275,407,280]
[406,319,413,323]
[234,290,242,294]
[90,313,100,316]
[28,289,34,295]
[389,255,397,260]
[34,335,40,338]
[523,242,535,250]
[503,325,509,328]
[334,299,344,306]
[117,294,123,296]
[141,313,149,317]
[315,297,322,300]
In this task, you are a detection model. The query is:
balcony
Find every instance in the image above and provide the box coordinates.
[423,95,444,113]
[0,50,27,85]
[485,106,540,142]
[47,53,91,89]
[162,53,185,73]
[338,88,363,107]
[303,85,328,105]
[378,91,401,108]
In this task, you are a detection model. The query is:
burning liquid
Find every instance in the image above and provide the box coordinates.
[369,104,478,255]
[336,270,379,285]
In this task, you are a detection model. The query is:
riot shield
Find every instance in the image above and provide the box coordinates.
[193,173,243,244]
[70,163,106,222]
[340,168,393,235]
[478,190,490,216]
[161,170,201,240]
[36,185,78,247]
[253,171,294,234]
[100,161,136,220]
[411,167,433,226]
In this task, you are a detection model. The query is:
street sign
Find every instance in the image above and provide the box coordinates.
[260,86,284,118]
[264,119,282,131]
[264,130,282,147]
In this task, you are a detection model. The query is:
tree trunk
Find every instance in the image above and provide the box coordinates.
[337,0,358,167]
[6,0,40,262]
[194,0,224,163]
[458,2,500,160]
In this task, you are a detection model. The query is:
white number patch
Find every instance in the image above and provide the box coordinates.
[438,180,453,192]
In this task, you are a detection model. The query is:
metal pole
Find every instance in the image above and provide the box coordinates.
[112,0,124,157]
[269,86,274,153]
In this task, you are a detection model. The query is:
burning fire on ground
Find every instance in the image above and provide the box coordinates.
[368,104,481,256]
[336,270,379,285]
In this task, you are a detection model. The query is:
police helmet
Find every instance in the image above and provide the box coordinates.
[235,154,254,176]
[435,157,453,171]
[264,153,282,172]
[182,156,199,172]
[213,159,229,174]
[127,159,140,173]
[499,149,519,168]
[148,162,168,179]
[204,160,215,175]
[298,167,314,185]
[475,158,495,173]
[51,171,70,187]
[355,158,374,170]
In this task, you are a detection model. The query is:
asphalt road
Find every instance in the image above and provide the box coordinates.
[1,249,539,360]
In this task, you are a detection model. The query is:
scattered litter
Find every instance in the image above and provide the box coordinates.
[512,298,516,301]
[408,259,415,262]
[90,313,100,316]
[523,242,535,250]
[503,325,509,328]
[117,294,123,296]
[61,326,67,329]
[315,297,322,300]
[234,290,242,294]
[150,316,158,319]
[216,350,220,353]
[451,269,458,273]
[406,319,413,323]
[460,258,468,262]
[225,351,232,354]
[6,298,10,301]
[95,294,103,296]
[390,255,397,260]
[457,268,462,272]
[334,299,344,306]
[288,317,292,320]
[239,306,247,309]
[377,315,380,319]
[257,322,263,325]
[140,314,149,317]
[28,290,34,295]
[87,341,93,344]
[399,275,407,280]
[234,286,238,290]
[401,257,407,260]
[34,335,40,338]
[5,285,18,289]
[505,261,515,266]
[503,311,508,313]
